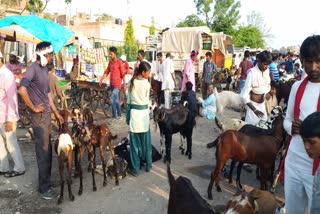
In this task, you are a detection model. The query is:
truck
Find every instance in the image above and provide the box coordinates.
[144,26,233,90]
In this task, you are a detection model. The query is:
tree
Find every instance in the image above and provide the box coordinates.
[124,17,138,61]
[193,0,240,34]
[233,25,265,48]
[247,11,272,43]
[21,0,72,14]
[96,13,114,22]
[149,16,156,35]
[176,14,206,27]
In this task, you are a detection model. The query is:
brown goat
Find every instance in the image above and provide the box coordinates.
[72,108,119,194]
[54,109,75,204]
[207,113,285,199]
[224,189,259,214]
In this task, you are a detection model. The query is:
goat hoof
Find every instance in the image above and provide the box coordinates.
[188,154,192,159]
[216,186,222,192]
[70,195,75,201]
[103,182,107,187]
[93,186,97,191]
[115,181,119,186]
[57,197,63,204]
[78,190,83,195]
[181,149,184,155]
[237,183,243,190]
[208,193,213,200]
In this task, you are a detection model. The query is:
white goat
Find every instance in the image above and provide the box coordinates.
[57,133,74,156]
[213,87,243,114]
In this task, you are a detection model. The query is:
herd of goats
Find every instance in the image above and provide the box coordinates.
[51,78,296,213]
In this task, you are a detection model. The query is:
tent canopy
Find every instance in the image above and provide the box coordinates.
[0,15,75,53]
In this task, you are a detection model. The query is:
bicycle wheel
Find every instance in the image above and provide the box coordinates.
[90,89,102,112]
[102,89,112,118]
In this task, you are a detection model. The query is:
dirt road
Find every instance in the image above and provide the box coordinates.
[0,108,284,214]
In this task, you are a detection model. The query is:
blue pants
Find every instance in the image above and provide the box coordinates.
[238,79,246,94]
[111,87,121,119]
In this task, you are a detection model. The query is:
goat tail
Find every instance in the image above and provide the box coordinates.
[215,116,223,131]
[167,163,175,187]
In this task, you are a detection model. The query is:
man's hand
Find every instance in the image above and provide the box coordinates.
[33,103,45,113]
[55,112,64,124]
[292,119,302,135]
[5,121,13,132]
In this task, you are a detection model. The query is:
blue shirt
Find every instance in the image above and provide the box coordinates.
[202,93,216,120]
[20,62,51,113]
[286,58,294,73]
[269,62,279,81]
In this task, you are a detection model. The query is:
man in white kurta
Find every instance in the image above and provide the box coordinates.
[240,51,272,125]
[162,53,176,109]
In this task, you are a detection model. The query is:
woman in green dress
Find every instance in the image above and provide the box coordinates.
[127,61,152,176]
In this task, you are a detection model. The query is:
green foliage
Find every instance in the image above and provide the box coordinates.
[212,0,240,35]
[26,0,43,14]
[176,14,206,27]
[43,13,54,20]
[149,16,156,35]
[124,17,138,61]
[233,25,265,48]
[246,11,272,42]
[193,0,240,34]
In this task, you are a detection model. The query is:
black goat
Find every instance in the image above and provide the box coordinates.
[167,164,216,214]
[153,104,196,163]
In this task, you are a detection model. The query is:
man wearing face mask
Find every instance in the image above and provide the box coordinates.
[240,50,272,125]
[18,41,64,200]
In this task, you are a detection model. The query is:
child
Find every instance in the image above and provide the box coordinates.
[300,112,320,214]
[265,81,278,117]
[294,63,303,80]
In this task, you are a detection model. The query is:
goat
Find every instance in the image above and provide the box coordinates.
[224,189,259,214]
[249,188,281,214]
[212,87,244,115]
[72,108,119,194]
[207,113,285,199]
[54,109,75,204]
[275,79,295,105]
[167,164,216,214]
[153,104,195,163]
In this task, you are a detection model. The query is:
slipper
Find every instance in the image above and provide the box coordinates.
[4,171,25,178]
[0,171,9,175]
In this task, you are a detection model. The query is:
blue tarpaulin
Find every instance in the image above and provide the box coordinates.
[0,15,75,53]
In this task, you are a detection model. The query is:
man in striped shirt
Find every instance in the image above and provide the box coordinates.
[269,54,279,82]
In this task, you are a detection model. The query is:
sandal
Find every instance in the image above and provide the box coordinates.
[4,171,25,178]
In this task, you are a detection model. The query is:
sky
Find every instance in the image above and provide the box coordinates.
[45,0,320,49]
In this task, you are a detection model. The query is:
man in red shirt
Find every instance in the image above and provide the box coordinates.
[99,47,125,122]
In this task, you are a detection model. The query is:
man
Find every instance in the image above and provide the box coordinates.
[240,50,272,125]
[201,51,218,99]
[6,51,23,76]
[18,41,63,200]
[152,52,164,105]
[236,50,254,93]
[0,51,25,178]
[162,52,176,109]
[283,35,320,214]
[99,46,125,122]
[269,54,279,81]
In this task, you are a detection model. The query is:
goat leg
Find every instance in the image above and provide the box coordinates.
[73,146,79,177]
[108,145,119,186]
[99,146,107,187]
[77,147,83,195]
[186,134,192,159]
[259,167,268,190]
[164,134,172,164]
[67,150,75,201]
[228,159,237,184]
[58,157,64,204]
[236,162,244,189]
[88,147,97,191]
[179,135,185,155]
[207,170,215,200]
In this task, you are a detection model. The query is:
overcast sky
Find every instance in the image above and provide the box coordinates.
[45,0,320,49]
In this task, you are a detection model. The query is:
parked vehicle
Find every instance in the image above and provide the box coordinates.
[145,27,233,90]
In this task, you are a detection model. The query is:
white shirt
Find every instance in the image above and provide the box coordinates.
[162,57,175,90]
[152,61,163,82]
[240,65,271,104]
[284,80,320,173]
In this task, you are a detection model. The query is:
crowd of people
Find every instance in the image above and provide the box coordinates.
[0,35,320,214]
